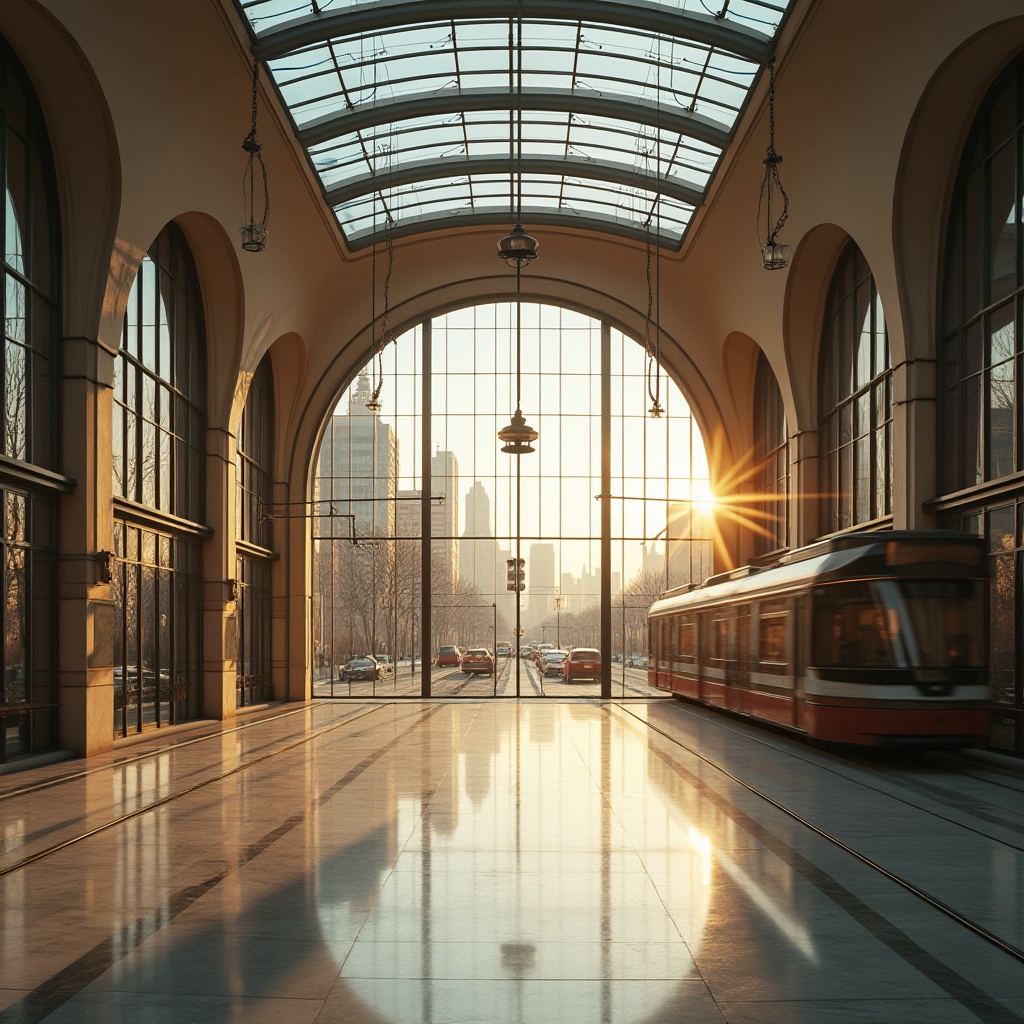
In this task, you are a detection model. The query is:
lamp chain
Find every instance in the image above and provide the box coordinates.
[241,56,270,251]
[758,60,789,250]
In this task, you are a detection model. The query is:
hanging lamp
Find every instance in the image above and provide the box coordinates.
[497,0,538,454]
[240,57,269,252]
[644,38,664,419]
[758,61,790,270]
[366,60,392,412]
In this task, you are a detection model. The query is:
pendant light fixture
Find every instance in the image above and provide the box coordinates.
[644,37,664,420]
[366,57,392,412]
[497,0,538,456]
[240,57,269,253]
[758,60,790,270]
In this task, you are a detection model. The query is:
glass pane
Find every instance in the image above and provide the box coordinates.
[989,140,1016,306]
[962,374,982,488]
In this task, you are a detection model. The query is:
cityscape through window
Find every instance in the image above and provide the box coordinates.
[312,302,713,697]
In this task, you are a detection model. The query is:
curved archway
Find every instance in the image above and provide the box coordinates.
[308,300,716,699]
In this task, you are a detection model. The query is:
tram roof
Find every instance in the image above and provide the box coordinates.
[648,531,986,615]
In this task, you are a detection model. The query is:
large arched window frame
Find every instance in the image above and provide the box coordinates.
[236,354,274,707]
[937,52,1024,756]
[111,223,206,738]
[311,303,713,699]
[753,351,789,558]
[1,36,62,764]
[818,241,892,534]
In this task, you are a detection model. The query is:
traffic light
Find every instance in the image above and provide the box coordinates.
[506,557,526,592]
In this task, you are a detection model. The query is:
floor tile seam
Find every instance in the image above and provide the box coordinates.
[0,701,371,803]
[0,704,403,875]
[618,708,1024,933]
[0,705,384,841]
[642,702,1024,847]
[607,705,1024,1024]
[0,705,455,1024]
[345,702,486,953]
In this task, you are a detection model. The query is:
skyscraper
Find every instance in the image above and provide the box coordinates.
[315,374,397,539]
[431,450,459,588]
[461,480,498,599]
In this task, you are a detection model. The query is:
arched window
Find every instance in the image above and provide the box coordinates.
[753,352,788,557]
[818,241,892,533]
[111,223,206,737]
[236,354,274,707]
[938,53,1024,755]
[1,36,60,763]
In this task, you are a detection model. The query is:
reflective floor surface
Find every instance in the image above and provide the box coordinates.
[1,699,1022,1023]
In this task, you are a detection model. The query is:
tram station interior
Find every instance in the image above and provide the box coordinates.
[2,1,1024,1021]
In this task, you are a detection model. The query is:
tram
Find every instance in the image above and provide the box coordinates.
[647,532,990,746]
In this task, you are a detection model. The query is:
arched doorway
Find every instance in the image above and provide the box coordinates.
[312,303,713,697]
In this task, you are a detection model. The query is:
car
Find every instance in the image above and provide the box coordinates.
[563,648,602,682]
[460,648,494,675]
[436,645,462,667]
[540,649,568,677]
[496,642,512,657]
[376,654,394,673]
[340,657,382,682]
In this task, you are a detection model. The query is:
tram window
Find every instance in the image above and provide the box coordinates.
[885,579,985,668]
[679,618,696,662]
[759,611,788,672]
[711,615,736,661]
[812,583,895,668]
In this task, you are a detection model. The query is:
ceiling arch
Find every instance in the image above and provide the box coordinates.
[236,0,795,249]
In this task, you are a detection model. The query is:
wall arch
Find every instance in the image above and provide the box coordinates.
[287,278,735,517]
[0,0,121,346]
[894,17,1024,366]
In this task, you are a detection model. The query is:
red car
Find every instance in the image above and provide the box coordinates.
[436,645,462,667]
[563,648,601,682]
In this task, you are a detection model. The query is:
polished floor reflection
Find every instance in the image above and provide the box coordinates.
[1,700,1022,1023]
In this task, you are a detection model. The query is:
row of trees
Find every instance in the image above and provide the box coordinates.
[314,537,663,667]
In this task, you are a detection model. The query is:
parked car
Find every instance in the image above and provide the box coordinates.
[340,657,382,682]
[460,648,495,675]
[563,648,602,682]
[436,645,462,667]
[540,650,569,677]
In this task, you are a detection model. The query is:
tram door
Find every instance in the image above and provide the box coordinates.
[725,606,749,713]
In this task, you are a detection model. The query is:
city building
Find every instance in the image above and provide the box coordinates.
[315,374,397,539]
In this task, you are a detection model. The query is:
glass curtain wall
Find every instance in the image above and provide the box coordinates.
[313,303,711,698]
[236,354,275,706]
[937,52,1024,755]
[111,223,206,737]
[1,37,60,763]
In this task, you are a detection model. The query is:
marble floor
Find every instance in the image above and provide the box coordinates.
[1,699,1022,1024]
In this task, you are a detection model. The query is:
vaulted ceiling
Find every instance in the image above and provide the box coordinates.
[235,0,795,250]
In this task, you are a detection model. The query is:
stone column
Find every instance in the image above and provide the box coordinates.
[892,356,937,530]
[57,335,115,756]
[790,428,820,548]
[202,425,237,720]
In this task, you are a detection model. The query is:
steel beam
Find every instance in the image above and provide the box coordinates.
[255,0,773,65]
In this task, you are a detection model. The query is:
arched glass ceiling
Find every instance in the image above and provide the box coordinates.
[237,0,795,249]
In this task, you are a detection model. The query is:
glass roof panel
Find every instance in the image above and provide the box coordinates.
[237,0,796,248]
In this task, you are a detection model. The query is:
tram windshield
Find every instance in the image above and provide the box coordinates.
[812,579,984,669]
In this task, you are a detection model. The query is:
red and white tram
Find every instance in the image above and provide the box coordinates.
[647,532,990,747]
